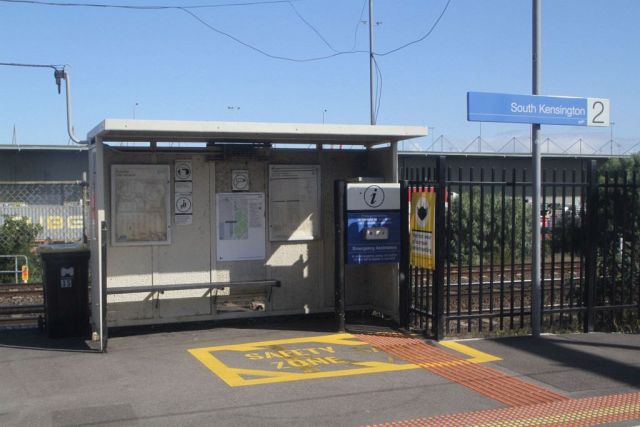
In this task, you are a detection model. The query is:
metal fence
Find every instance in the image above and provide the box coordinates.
[0,181,86,284]
[401,157,640,339]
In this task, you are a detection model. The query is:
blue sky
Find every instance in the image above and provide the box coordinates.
[1,0,638,153]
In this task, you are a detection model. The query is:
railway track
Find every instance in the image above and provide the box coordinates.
[0,283,43,297]
[0,315,40,329]
[0,283,44,329]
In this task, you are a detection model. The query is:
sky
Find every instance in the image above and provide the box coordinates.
[1,0,639,154]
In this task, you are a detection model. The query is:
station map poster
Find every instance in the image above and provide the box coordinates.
[268,165,321,241]
[216,192,266,261]
[111,164,171,245]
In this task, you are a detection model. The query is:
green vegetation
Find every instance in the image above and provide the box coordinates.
[447,193,532,266]
[0,216,42,283]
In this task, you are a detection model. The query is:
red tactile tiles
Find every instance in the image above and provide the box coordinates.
[363,391,640,427]
[355,333,567,407]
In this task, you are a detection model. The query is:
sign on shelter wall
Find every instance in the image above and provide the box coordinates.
[268,165,320,241]
[111,164,171,246]
[216,192,266,261]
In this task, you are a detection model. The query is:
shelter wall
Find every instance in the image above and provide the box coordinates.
[102,147,394,326]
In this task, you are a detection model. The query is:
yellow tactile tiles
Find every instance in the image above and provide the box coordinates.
[354,333,567,407]
[363,391,640,427]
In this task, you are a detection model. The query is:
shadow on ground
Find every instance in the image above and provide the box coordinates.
[483,334,640,390]
[106,311,398,338]
[0,327,98,353]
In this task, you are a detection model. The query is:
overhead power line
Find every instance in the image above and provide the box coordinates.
[1,0,367,63]
[0,0,298,9]
[2,0,453,60]
[179,7,366,63]
[287,1,338,53]
[351,0,368,51]
[375,0,453,57]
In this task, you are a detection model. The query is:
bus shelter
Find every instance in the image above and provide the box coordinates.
[86,120,426,351]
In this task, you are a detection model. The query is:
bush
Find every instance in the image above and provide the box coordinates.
[0,216,43,283]
[447,193,532,266]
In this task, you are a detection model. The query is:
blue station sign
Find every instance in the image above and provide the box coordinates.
[467,92,610,127]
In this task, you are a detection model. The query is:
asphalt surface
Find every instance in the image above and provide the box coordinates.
[0,319,638,427]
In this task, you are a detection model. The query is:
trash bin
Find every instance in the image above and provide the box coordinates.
[38,243,90,338]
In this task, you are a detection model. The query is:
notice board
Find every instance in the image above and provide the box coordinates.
[216,192,266,261]
[268,165,321,241]
[111,164,171,246]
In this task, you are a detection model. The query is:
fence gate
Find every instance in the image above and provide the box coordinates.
[400,158,639,340]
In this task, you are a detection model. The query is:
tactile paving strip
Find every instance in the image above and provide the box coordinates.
[363,391,640,427]
[354,333,567,407]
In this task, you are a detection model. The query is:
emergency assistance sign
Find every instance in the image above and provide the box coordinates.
[345,183,401,264]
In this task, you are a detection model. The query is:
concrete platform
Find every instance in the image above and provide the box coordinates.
[0,320,638,426]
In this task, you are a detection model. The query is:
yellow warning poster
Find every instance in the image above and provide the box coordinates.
[410,192,435,269]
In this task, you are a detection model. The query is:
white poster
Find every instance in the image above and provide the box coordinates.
[269,165,321,241]
[111,164,171,245]
[216,192,265,261]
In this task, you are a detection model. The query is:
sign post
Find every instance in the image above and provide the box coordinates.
[467,87,610,338]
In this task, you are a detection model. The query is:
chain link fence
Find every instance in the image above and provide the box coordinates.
[0,181,86,284]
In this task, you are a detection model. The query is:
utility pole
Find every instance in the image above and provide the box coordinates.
[531,0,542,337]
[369,0,376,125]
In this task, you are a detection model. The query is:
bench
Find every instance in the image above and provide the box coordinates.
[106,280,281,312]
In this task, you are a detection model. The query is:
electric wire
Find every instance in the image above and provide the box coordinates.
[375,0,452,57]
[287,1,338,53]
[0,0,298,9]
[373,56,382,122]
[0,0,367,63]
[351,0,367,51]
[179,7,366,62]
[2,0,453,60]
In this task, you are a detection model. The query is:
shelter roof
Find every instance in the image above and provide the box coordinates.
[87,119,427,146]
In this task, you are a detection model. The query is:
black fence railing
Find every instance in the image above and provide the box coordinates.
[400,157,639,339]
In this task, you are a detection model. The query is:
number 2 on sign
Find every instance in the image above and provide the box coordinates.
[587,98,610,127]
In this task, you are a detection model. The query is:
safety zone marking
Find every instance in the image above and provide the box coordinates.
[188,333,501,387]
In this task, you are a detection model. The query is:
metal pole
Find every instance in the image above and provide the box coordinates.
[368,0,376,125]
[531,0,542,337]
[434,156,447,340]
[399,180,410,328]
[60,67,83,144]
[334,180,347,332]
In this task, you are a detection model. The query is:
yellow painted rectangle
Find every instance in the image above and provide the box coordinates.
[188,333,420,387]
[188,333,502,387]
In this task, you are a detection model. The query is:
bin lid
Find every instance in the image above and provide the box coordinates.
[38,242,90,255]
